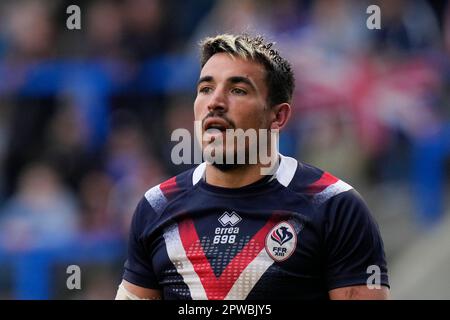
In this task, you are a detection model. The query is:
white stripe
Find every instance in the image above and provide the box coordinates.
[163,224,208,300]
[192,162,206,185]
[225,248,274,300]
[274,154,298,187]
[312,180,353,206]
[144,185,167,214]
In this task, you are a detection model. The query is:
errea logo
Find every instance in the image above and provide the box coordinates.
[215,211,241,244]
[218,211,242,227]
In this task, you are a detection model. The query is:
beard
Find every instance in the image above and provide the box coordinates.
[211,146,249,172]
[200,112,275,171]
[212,162,243,172]
[204,140,260,172]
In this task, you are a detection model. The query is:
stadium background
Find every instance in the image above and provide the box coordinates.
[0,0,449,299]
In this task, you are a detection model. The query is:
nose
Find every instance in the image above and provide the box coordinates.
[207,88,228,114]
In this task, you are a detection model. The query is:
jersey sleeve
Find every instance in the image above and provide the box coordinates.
[122,197,161,289]
[321,190,389,290]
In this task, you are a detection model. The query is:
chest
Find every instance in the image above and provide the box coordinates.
[149,206,324,299]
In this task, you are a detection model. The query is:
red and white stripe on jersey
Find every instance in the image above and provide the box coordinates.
[163,217,279,300]
[145,176,180,214]
[307,172,353,206]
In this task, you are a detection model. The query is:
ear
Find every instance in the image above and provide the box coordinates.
[270,103,291,130]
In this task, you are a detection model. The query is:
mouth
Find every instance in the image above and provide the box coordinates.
[203,118,232,133]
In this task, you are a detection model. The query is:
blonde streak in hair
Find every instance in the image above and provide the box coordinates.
[234,38,253,60]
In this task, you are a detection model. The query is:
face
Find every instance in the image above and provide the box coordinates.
[194,52,273,168]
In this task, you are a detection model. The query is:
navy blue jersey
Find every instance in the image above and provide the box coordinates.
[122,154,389,300]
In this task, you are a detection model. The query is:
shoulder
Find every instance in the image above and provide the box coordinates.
[130,165,205,236]
[278,155,355,208]
[143,163,206,215]
[278,155,374,228]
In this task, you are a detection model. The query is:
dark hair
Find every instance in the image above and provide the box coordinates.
[199,34,295,107]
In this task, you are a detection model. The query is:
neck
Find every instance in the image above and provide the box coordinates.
[205,154,279,188]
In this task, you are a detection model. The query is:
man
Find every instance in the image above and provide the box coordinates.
[116,34,390,300]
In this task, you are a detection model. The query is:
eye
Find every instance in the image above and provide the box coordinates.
[198,86,212,94]
[231,88,247,95]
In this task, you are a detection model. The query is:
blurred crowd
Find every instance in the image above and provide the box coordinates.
[0,0,449,253]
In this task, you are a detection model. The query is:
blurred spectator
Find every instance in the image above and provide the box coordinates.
[188,0,271,52]
[104,118,167,236]
[42,99,96,191]
[2,96,58,198]
[85,1,125,59]
[307,0,369,53]
[370,0,441,55]
[2,0,56,61]
[121,0,166,60]
[79,171,114,234]
[298,110,366,185]
[0,162,80,250]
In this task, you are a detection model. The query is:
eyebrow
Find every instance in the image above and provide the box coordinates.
[197,76,213,87]
[197,75,256,90]
[228,76,256,90]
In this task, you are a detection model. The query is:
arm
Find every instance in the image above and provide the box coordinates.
[118,197,163,300]
[115,279,162,300]
[329,285,390,300]
[322,190,390,297]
